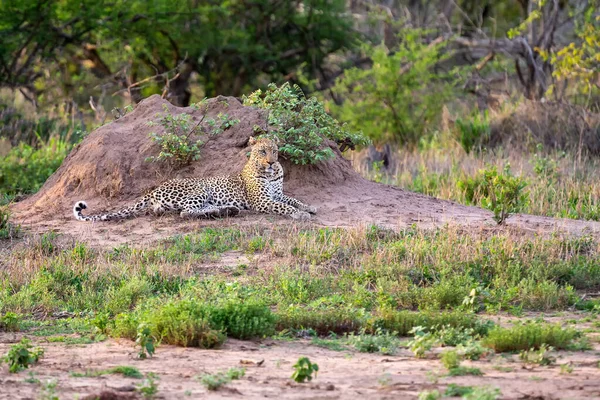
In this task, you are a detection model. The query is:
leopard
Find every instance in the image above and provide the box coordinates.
[73,137,317,222]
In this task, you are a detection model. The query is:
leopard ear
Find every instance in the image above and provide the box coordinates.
[248,136,257,146]
[271,136,281,145]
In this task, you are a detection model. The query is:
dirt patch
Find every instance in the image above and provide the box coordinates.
[10,94,600,248]
[0,325,599,400]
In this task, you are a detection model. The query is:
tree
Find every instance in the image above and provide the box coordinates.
[0,0,357,108]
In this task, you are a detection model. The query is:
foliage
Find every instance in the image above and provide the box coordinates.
[137,372,159,399]
[456,110,490,154]
[418,390,441,400]
[136,323,156,359]
[146,107,204,167]
[2,338,44,373]
[330,29,456,145]
[463,386,501,400]
[540,14,600,104]
[207,300,276,340]
[458,165,528,224]
[243,83,368,164]
[291,357,319,383]
[445,384,474,397]
[347,328,401,355]
[407,326,440,358]
[447,366,483,377]
[199,367,245,391]
[519,343,556,365]
[71,365,143,379]
[0,312,21,332]
[483,323,580,352]
[0,0,356,107]
[0,137,70,195]
[440,349,461,370]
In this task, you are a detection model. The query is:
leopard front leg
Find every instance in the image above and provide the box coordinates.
[279,194,317,214]
[252,198,311,220]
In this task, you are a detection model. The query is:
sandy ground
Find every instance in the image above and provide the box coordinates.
[0,320,599,400]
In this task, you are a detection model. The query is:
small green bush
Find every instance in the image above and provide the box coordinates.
[243,82,368,165]
[146,107,203,166]
[2,338,44,373]
[440,350,461,370]
[482,323,580,352]
[276,305,366,335]
[347,328,401,354]
[199,367,245,391]
[407,326,440,358]
[291,357,318,383]
[0,206,20,240]
[0,312,21,332]
[519,343,555,365]
[458,165,528,224]
[208,300,276,340]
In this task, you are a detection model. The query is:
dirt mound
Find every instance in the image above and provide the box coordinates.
[10,95,600,247]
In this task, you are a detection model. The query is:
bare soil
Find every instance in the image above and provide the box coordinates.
[9,94,600,248]
[0,317,599,400]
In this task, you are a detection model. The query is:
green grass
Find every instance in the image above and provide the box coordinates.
[0,225,596,352]
[483,323,581,352]
[359,146,600,222]
[71,365,143,378]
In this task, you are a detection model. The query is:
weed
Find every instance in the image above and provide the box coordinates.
[199,367,245,391]
[137,372,159,399]
[434,324,478,346]
[24,371,40,384]
[2,338,44,373]
[519,344,556,365]
[0,312,21,332]
[456,340,488,361]
[440,350,461,370]
[347,328,400,355]
[407,326,440,358]
[463,386,501,400]
[483,323,580,352]
[417,390,441,400]
[311,337,347,352]
[291,357,319,383]
[447,366,483,376]
[560,363,574,374]
[90,311,110,334]
[71,365,143,379]
[40,379,59,400]
[136,323,156,359]
[445,384,474,397]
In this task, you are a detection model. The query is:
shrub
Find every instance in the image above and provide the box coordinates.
[458,165,528,224]
[243,82,368,165]
[519,343,555,365]
[291,357,318,383]
[276,305,366,335]
[0,312,21,332]
[208,300,275,340]
[347,328,401,355]
[330,28,456,145]
[440,350,461,370]
[2,338,44,373]
[482,323,580,352]
[407,326,440,358]
[146,106,203,166]
[374,309,492,337]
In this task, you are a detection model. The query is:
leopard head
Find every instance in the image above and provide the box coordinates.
[247,136,280,175]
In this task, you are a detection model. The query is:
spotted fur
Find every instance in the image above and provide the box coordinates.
[73,137,317,222]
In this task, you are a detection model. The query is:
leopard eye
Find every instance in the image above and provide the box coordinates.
[260,150,266,156]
